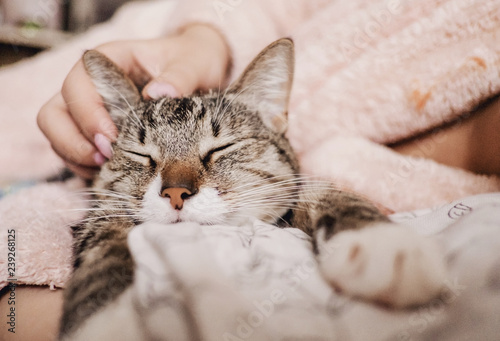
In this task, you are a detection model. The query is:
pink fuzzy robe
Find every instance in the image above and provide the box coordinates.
[167,0,500,212]
[1,0,500,289]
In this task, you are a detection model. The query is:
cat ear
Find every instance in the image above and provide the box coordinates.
[228,38,294,134]
[82,50,141,127]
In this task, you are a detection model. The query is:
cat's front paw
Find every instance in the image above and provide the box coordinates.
[316,223,447,308]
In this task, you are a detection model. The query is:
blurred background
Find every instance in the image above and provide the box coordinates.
[0,0,140,66]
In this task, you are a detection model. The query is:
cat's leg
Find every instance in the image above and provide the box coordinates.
[59,223,134,339]
[292,190,447,307]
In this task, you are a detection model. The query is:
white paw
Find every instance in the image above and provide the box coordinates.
[317,223,447,307]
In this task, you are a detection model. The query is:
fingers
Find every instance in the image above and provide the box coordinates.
[142,61,199,99]
[37,93,102,172]
[65,162,100,179]
[38,42,134,179]
[140,50,223,100]
[61,60,117,157]
[140,26,230,100]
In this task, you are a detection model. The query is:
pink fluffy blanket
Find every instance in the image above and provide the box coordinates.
[0,0,500,290]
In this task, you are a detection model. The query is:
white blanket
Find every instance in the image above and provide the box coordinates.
[71,193,500,340]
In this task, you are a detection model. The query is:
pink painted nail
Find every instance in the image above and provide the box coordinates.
[94,133,113,159]
[147,82,180,99]
[93,152,107,166]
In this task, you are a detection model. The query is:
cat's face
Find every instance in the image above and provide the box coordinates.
[84,39,299,225]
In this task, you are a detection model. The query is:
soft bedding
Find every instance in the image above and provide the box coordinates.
[1,1,500,340]
[121,193,500,341]
[3,181,500,340]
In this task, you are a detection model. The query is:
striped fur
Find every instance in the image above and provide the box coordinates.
[60,39,444,338]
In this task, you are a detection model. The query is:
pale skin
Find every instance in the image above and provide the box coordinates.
[392,95,500,175]
[3,24,500,341]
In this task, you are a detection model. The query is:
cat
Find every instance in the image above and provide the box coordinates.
[59,38,447,338]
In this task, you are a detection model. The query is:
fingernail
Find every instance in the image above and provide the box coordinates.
[94,133,113,159]
[93,152,107,166]
[147,82,179,99]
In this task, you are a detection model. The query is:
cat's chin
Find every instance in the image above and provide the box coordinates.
[145,214,254,227]
[146,214,222,226]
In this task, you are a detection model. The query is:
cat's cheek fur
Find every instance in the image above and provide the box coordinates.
[140,175,175,223]
[140,175,231,225]
[181,188,230,224]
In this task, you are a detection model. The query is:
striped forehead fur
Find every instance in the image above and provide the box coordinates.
[87,39,298,225]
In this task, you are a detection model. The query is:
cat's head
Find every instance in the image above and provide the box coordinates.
[83,38,299,225]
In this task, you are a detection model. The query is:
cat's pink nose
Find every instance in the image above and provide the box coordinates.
[161,187,193,210]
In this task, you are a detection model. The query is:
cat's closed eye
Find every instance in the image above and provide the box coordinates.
[201,143,235,166]
[122,150,156,168]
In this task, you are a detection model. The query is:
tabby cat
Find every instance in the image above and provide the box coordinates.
[60,38,446,338]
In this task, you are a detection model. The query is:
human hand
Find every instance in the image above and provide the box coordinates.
[37,24,231,178]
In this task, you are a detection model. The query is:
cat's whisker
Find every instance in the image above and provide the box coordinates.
[231,182,299,195]
[226,174,321,189]
[73,189,137,199]
[55,200,131,207]
[79,213,143,223]
[230,181,343,198]
[213,86,225,123]
[213,82,235,125]
[72,196,131,202]
[52,207,131,214]
[227,190,300,201]
[224,176,299,192]
[73,188,134,195]
[103,81,145,129]
[224,195,299,207]
[229,203,295,212]
[75,196,137,204]
[242,195,334,205]
[217,86,248,120]
[226,196,324,211]
[231,200,298,209]
[211,80,251,125]
[226,196,297,207]
[224,192,297,204]
[62,194,134,205]
[75,200,129,206]
[226,184,299,199]
[106,104,143,132]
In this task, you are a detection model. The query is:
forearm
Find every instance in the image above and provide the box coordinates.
[0,286,63,341]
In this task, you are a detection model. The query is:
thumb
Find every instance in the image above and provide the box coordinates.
[142,63,200,100]
[143,81,180,100]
